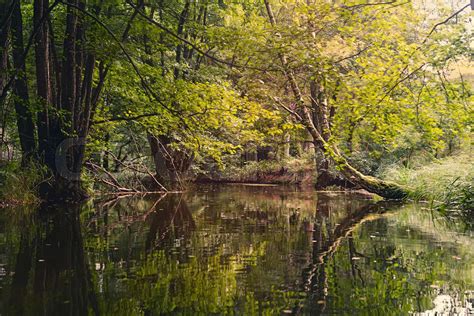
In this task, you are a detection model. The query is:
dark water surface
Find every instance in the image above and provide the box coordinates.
[1,185,473,315]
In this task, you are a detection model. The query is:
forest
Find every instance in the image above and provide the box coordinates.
[0,0,473,315]
[0,0,472,204]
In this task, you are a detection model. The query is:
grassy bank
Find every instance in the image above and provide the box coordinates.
[2,152,472,209]
[382,153,473,211]
[0,163,43,206]
[197,156,316,186]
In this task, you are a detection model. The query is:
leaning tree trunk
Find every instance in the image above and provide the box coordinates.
[264,0,408,199]
[304,118,407,198]
[310,80,353,189]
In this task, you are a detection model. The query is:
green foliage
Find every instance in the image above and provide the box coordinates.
[1,0,472,197]
[214,0,472,178]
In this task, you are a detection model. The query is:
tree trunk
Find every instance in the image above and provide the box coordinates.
[32,0,94,200]
[11,0,37,163]
[148,133,169,186]
[147,134,193,190]
[0,0,10,97]
[282,132,290,160]
[0,0,11,153]
[310,80,350,188]
[34,0,56,170]
[174,0,191,79]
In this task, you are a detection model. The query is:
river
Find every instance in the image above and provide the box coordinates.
[1,185,473,315]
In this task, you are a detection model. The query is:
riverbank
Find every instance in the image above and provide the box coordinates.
[382,152,473,211]
[1,153,472,210]
[196,158,316,186]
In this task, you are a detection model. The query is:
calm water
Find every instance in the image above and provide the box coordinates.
[0,185,473,315]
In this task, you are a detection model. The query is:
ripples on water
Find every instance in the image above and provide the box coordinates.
[0,185,473,315]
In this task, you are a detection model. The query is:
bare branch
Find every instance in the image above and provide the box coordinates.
[376,63,426,106]
[273,97,303,121]
[425,3,471,41]
[86,161,137,192]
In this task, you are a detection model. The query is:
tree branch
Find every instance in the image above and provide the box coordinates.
[126,0,273,71]
[425,3,471,41]
[92,112,160,125]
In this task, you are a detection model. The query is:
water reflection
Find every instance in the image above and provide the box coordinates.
[144,195,195,253]
[0,185,473,315]
[5,204,98,315]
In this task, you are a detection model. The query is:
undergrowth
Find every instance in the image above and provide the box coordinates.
[0,162,45,205]
[216,154,315,185]
[382,153,473,211]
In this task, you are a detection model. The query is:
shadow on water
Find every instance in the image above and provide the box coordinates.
[6,203,98,316]
[1,185,473,315]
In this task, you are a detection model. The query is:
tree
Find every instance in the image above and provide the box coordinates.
[210,0,471,198]
[91,0,275,191]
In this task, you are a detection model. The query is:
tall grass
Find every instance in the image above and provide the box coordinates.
[382,153,473,211]
[0,162,45,205]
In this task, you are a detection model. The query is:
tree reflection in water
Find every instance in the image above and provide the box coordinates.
[297,197,393,314]
[2,186,473,315]
[145,195,196,252]
[7,204,98,315]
